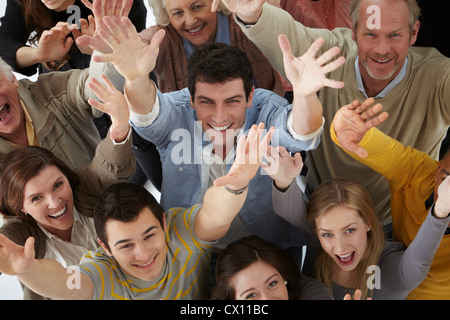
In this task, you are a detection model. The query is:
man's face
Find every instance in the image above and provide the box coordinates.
[0,73,23,141]
[191,78,254,154]
[101,207,167,281]
[353,0,419,86]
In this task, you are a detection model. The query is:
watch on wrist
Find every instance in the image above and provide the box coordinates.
[224,184,249,195]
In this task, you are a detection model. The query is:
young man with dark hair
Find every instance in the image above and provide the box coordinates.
[89,16,345,251]
[0,123,274,300]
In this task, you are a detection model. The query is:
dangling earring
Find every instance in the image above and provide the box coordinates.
[284,280,288,286]
[367,228,371,232]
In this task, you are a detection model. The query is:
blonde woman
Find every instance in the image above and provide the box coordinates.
[266,146,450,299]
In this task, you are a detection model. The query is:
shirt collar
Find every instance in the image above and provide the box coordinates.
[182,12,230,58]
[355,56,408,98]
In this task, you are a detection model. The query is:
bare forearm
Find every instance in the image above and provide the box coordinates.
[15,46,41,69]
[195,186,247,241]
[124,75,157,115]
[292,93,323,135]
[18,260,92,300]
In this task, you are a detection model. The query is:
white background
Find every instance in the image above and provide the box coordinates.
[0,1,156,300]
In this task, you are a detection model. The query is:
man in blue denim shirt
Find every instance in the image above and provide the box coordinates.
[94,17,345,250]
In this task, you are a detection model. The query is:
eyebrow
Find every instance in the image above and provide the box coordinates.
[25,176,64,199]
[113,226,157,247]
[196,94,244,102]
[319,223,357,232]
[239,273,279,298]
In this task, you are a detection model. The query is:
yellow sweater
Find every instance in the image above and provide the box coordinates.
[331,124,450,300]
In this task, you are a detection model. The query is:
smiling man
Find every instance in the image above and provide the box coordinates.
[219,0,450,231]
[0,123,276,299]
[88,15,344,251]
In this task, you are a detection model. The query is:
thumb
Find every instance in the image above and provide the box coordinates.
[23,237,36,260]
[278,34,294,62]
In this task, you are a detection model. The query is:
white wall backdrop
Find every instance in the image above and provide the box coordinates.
[0,0,156,300]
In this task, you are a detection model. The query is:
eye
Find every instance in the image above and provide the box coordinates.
[192,4,205,11]
[120,243,134,250]
[345,228,356,234]
[144,233,154,241]
[172,10,184,17]
[54,181,63,189]
[31,195,41,203]
[321,232,333,238]
[245,292,257,299]
[268,280,278,289]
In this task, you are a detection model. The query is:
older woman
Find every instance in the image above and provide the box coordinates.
[140,0,284,96]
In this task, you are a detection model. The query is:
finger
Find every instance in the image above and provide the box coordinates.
[353,97,375,115]
[365,111,389,128]
[278,34,295,63]
[346,99,362,111]
[234,134,247,166]
[88,77,109,101]
[114,0,124,16]
[321,56,346,74]
[103,16,128,41]
[323,78,345,89]
[305,37,325,59]
[358,102,382,121]
[211,0,221,12]
[23,237,35,260]
[293,152,304,169]
[316,46,340,66]
[81,0,93,11]
[100,74,117,92]
[93,52,113,63]
[121,0,133,17]
[353,289,362,300]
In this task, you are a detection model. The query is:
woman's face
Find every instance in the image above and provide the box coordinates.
[41,0,75,12]
[315,205,370,273]
[164,0,218,46]
[232,260,289,300]
[22,165,74,237]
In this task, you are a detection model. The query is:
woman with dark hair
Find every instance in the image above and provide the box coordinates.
[211,235,333,300]
[0,0,146,76]
[0,74,136,300]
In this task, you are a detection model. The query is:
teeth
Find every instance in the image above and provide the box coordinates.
[187,24,205,33]
[49,205,66,218]
[337,252,352,258]
[211,124,231,131]
[137,257,155,267]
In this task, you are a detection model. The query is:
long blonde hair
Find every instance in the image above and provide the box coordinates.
[307,178,385,299]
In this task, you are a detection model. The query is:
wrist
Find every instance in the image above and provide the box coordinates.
[224,183,249,195]
[274,179,293,192]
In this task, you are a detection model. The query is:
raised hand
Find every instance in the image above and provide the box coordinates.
[87,74,130,142]
[71,15,96,55]
[0,234,35,276]
[333,98,388,158]
[35,22,74,63]
[262,146,303,191]
[214,123,274,191]
[279,34,345,97]
[93,16,165,81]
[433,176,450,219]
[212,0,265,24]
[76,0,134,54]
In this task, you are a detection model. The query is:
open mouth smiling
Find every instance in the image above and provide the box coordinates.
[0,103,11,122]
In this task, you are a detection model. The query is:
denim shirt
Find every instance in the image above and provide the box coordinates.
[131,88,321,249]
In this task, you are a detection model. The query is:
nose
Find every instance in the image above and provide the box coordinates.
[184,11,198,26]
[211,104,227,124]
[47,193,61,209]
[373,37,391,56]
[134,243,150,261]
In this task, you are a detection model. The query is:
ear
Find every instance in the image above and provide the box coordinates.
[162,215,167,232]
[12,75,18,88]
[409,20,420,46]
[246,86,255,109]
[98,237,113,256]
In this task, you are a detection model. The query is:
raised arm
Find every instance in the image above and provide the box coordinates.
[211,0,265,24]
[332,98,388,158]
[92,16,165,115]
[0,234,93,300]
[279,34,344,135]
[194,123,273,242]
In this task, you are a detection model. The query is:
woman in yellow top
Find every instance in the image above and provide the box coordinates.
[331,97,450,300]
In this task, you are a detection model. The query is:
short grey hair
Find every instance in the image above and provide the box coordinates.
[350,0,421,35]
[0,57,14,81]
[147,0,231,26]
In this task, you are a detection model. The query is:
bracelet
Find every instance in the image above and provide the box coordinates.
[224,184,249,195]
